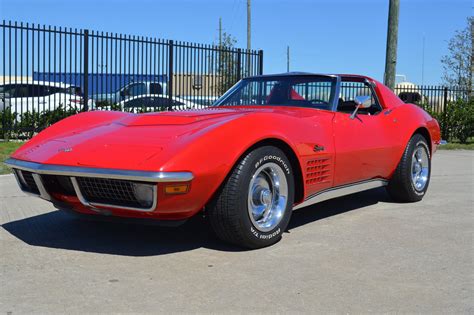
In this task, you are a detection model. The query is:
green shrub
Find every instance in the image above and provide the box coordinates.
[449,98,474,143]
[1,105,80,139]
[0,108,17,139]
[423,98,473,143]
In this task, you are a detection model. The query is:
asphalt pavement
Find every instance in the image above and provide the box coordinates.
[0,150,472,313]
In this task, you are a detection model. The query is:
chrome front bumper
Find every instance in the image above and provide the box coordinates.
[5,158,193,212]
[5,158,193,182]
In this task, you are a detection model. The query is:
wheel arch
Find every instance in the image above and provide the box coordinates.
[412,126,432,154]
[240,138,305,204]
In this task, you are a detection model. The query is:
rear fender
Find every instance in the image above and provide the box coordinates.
[390,104,441,161]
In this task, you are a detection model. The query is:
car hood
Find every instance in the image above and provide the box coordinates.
[12,108,248,169]
[12,106,329,171]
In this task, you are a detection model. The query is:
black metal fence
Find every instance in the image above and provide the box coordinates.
[1,21,263,137]
[394,84,470,113]
[1,21,471,139]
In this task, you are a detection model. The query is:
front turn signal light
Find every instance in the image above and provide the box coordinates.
[164,184,190,195]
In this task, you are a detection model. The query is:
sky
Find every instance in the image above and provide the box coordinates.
[0,0,472,85]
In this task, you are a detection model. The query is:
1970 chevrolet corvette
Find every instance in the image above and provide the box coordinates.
[5,73,441,248]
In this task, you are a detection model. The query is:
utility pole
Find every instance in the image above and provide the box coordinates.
[421,34,425,86]
[247,0,251,51]
[219,17,222,47]
[383,0,400,90]
[246,0,251,75]
[471,18,473,97]
[287,46,290,72]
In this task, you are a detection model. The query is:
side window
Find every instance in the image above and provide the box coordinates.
[398,92,421,104]
[47,86,64,95]
[146,96,181,107]
[124,96,182,109]
[149,83,163,94]
[128,83,147,97]
[337,80,382,115]
[149,96,174,107]
[124,97,150,108]
[14,84,30,98]
[172,98,184,106]
[0,84,13,97]
[30,85,49,97]
[290,81,333,109]
[60,86,82,96]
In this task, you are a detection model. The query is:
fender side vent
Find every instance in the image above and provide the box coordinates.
[306,158,331,185]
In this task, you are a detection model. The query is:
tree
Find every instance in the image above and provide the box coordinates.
[217,32,238,95]
[441,17,473,91]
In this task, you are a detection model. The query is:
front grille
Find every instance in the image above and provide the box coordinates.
[42,175,76,196]
[18,170,40,194]
[76,177,144,208]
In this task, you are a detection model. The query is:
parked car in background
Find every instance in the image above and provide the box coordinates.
[180,95,218,106]
[91,81,167,105]
[116,94,198,111]
[5,73,441,249]
[0,81,94,113]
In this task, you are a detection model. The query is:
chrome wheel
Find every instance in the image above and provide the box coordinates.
[248,162,288,232]
[411,145,429,191]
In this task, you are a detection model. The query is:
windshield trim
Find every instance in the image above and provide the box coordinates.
[212,75,339,110]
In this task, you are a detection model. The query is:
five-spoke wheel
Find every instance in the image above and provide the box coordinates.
[248,162,288,232]
[208,146,294,249]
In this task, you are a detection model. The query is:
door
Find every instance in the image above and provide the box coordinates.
[288,78,337,196]
[332,79,398,186]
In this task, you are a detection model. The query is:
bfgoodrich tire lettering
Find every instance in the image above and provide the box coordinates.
[387,133,431,202]
[208,146,295,249]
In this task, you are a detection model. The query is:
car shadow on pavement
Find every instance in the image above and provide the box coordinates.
[2,187,391,256]
[288,187,392,230]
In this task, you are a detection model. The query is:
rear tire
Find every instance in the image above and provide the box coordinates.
[208,146,295,249]
[387,134,431,202]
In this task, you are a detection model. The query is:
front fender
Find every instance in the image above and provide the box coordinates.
[152,112,321,216]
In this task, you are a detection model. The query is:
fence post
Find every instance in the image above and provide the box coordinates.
[83,29,89,111]
[168,40,173,110]
[236,49,242,81]
[258,50,263,75]
[442,86,449,140]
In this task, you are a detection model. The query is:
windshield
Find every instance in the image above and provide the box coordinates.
[213,76,337,110]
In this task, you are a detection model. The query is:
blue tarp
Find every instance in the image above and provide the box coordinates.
[33,72,167,96]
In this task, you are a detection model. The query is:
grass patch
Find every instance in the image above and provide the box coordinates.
[438,143,474,150]
[0,141,25,174]
[438,137,474,150]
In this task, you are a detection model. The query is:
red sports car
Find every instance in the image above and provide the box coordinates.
[5,73,441,248]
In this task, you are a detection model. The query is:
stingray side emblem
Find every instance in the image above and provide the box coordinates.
[58,147,73,153]
[313,144,325,152]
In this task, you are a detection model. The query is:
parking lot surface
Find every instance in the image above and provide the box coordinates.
[0,150,472,313]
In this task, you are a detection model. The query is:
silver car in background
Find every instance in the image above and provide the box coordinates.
[0,81,94,113]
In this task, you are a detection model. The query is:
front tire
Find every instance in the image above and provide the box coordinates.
[208,146,295,249]
[387,134,431,202]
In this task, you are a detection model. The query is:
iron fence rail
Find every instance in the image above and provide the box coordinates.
[1,20,263,137]
[1,20,471,139]
[394,85,470,113]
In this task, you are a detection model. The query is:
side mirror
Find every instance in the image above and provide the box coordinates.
[350,95,372,119]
